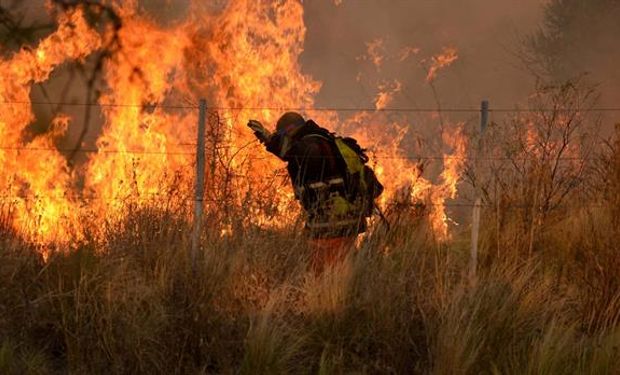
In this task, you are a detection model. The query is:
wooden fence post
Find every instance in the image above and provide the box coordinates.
[192,99,207,272]
[470,100,489,284]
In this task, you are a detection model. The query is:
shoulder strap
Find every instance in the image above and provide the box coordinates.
[339,137,369,163]
[301,133,332,142]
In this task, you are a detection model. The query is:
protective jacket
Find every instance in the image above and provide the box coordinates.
[265,120,367,238]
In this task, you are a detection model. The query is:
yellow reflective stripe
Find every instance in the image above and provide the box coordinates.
[306,178,343,191]
[308,182,327,189]
[327,178,344,185]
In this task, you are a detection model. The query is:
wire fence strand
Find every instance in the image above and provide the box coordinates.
[0,145,609,162]
[0,194,612,210]
[1,100,620,112]
[0,101,614,210]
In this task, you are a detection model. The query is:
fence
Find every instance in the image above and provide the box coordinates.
[1,99,619,273]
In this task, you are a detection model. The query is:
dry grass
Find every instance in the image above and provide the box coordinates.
[1,193,620,374]
[2,84,620,374]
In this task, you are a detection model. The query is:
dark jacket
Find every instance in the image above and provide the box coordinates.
[265,120,366,238]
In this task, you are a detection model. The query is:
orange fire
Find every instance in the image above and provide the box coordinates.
[375,80,402,110]
[426,47,458,83]
[0,9,101,242]
[363,38,386,70]
[85,5,193,218]
[431,125,468,239]
[0,1,468,246]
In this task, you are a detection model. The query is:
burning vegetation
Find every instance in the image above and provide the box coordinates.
[0,1,468,245]
[1,0,620,373]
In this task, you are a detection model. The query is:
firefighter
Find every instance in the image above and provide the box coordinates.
[247,112,382,272]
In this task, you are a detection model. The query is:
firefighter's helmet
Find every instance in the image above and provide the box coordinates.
[276,112,305,135]
[274,112,305,158]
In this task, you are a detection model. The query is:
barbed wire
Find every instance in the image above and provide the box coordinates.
[0,100,197,109]
[0,146,196,155]
[0,194,612,210]
[1,100,620,113]
[1,99,616,158]
[0,100,613,213]
[0,145,609,162]
[218,107,620,113]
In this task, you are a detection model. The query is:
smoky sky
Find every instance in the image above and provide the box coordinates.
[301,0,543,110]
[11,0,544,108]
[11,0,620,139]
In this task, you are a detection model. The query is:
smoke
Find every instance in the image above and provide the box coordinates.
[529,0,620,111]
[9,0,619,155]
[6,0,547,113]
[6,0,619,242]
[301,0,543,111]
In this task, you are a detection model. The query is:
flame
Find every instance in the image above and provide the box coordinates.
[374,80,402,110]
[338,105,467,241]
[362,38,385,69]
[85,5,193,217]
[430,125,467,239]
[0,9,101,243]
[0,1,468,247]
[398,46,421,62]
[426,47,458,82]
[182,0,321,228]
[49,114,71,139]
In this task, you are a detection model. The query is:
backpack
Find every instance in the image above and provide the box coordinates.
[298,122,384,219]
[332,136,384,217]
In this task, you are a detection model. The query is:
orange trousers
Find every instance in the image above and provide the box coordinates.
[308,236,357,273]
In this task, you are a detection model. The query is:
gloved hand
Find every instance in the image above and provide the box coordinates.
[247,119,272,144]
